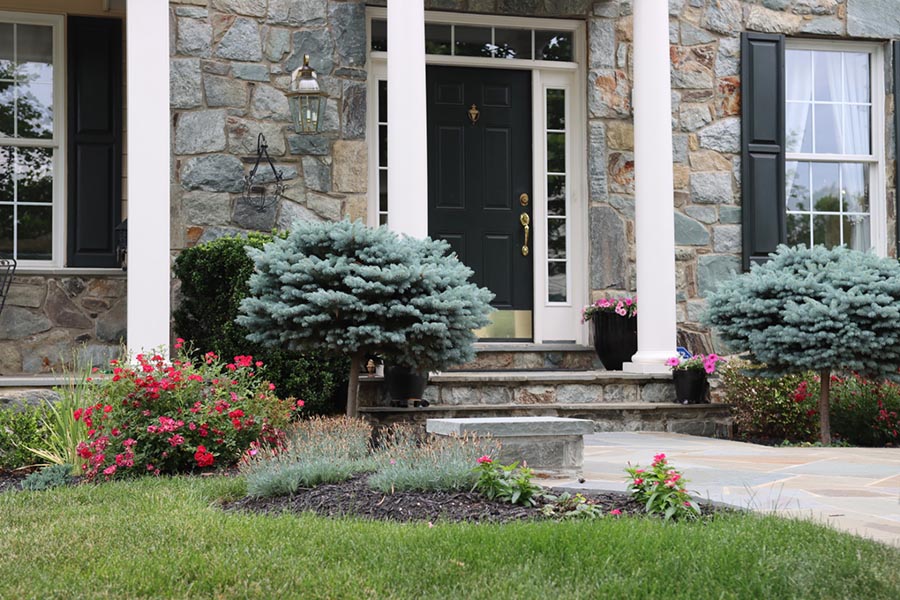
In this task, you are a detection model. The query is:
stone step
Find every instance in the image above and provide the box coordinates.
[448,344,602,371]
[359,403,733,439]
[358,370,675,407]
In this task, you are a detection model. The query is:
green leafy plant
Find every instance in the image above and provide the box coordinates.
[830,373,900,447]
[22,364,92,475]
[625,453,700,520]
[705,245,900,444]
[0,406,47,470]
[238,220,494,416]
[20,463,73,491]
[472,456,544,507]
[173,233,348,415]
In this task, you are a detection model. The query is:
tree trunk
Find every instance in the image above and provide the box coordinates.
[346,353,363,418]
[819,368,832,445]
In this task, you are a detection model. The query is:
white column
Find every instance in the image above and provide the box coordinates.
[386,0,428,238]
[126,0,171,356]
[624,0,678,373]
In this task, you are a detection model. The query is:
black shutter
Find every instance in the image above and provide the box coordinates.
[741,32,785,270]
[67,16,122,268]
[894,41,900,257]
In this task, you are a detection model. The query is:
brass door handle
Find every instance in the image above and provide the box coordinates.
[520,213,530,256]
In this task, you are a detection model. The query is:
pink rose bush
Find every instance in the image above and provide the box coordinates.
[625,453,700,520]
[75,347,297,480]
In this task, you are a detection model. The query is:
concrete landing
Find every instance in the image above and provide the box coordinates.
[544,432,900,547]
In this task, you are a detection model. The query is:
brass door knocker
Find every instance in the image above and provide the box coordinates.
[467,104,480,125]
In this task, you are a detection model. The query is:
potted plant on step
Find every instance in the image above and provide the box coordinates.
[582,296,637,370]
[666,353,722,404]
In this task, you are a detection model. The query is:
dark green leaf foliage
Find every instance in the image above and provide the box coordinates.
[20,464,73,491]
[0,406,47,469]
[173,233,348,415]
[238,220,494,371]
[704,245,900,376]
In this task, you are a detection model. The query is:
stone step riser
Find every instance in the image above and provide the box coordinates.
[360,405,733,439]
[449,350,601,372]
[360,379,676,407]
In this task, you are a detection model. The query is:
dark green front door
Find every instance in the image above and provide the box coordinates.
[426,66,533,340]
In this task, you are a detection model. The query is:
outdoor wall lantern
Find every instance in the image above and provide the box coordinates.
[241,133,285,213]
[287,54,325,134]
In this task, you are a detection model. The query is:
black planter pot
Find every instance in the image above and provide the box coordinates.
[592,312,638,371]
[384,366,429,406]
[673,369,709,404]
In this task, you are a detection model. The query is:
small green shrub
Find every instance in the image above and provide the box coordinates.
[173,234,348,415]
[20,464,73,491]
[540,492,606,519]
[471,456,543,507]
[368,434,499,494]
[241,417,375,497]
[719,360,818,443]
[0,406,47,470]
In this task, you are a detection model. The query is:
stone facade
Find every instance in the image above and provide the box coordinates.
[170,0,369,250]
[0,274,126,374]
[4,0,899,376]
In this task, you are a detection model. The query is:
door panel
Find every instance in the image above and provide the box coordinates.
[427,66,532,338]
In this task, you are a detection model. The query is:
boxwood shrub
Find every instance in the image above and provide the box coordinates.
[173,233,348,415]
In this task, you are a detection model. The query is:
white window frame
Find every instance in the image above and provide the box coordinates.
[0,11,65,268]
[365,8,588,344]
[784,39,886,256]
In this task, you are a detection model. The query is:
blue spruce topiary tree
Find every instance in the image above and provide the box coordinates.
[237,220,494,416]
[704,245,900,443]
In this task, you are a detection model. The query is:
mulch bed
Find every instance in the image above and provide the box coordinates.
[223,475,645,524]
[0,469,33,494]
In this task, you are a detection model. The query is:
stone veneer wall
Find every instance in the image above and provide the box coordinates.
[169,0,369,249]
[0,274,126,374]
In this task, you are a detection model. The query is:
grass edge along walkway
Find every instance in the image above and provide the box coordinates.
[0,476,897,600]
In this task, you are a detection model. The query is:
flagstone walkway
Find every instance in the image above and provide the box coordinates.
[545,432,900,547]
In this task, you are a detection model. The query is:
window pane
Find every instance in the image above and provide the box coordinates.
[547,132,565,173]
[813,51,841,102]
[843,214,871,251]
[548,262,567,302]
[0,23,12,74]
[813,214,841,248]
[786,103,812,153]
[0,147,12,199]
[379,169,387,212]
[371,19,387,51]
[17,25,52,82]
[493,28,531,60]
[843,105,870,155]
[814,104,841,154]
[16,147,53,203]
[548,175,566,216]
[0,79,14,138]
[785,50,812,101]
[378,80,386,123]
[786,161,810,211]
[454,26,492,58]
[17,203,52,260]
[844,52,870,103]
[378,124,387,167]
[15,80,53,138]
[379,213,387,226]
[546,88,565,130]
[787,213,811,247]
[811,162,840,211]
[0,205,11,258]
[548,218,566,259]
[841,163,868,213]
[535,31,572,62]
[424,24,452,56]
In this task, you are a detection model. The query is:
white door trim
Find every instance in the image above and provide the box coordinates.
[365,8,588,344]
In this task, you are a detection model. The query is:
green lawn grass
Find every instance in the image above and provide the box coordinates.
[1,476,898,600]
